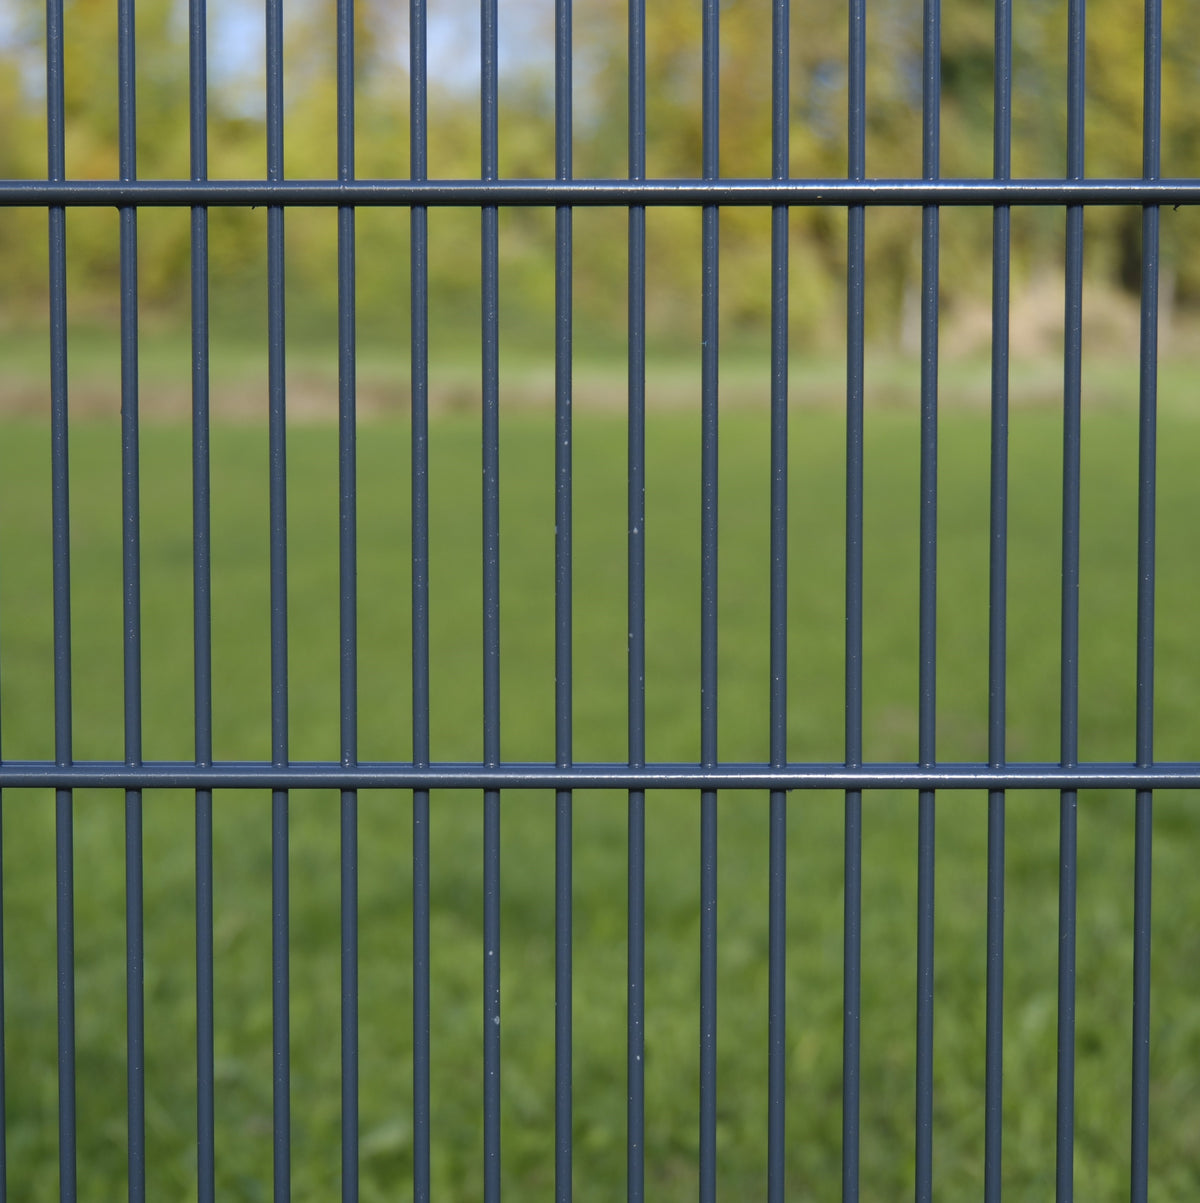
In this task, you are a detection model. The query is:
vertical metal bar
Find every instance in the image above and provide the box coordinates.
[265,0,290,1194]
[54,785,75,1203]
[188,0,215,1196]
[480,1,501,1197]
[0,741,4,1203]
[0,262,5,1197]
[553,1,574,1199]
[843,0,865,1198]
[699,2,720,1199]
[985,0,1012,1198]
[915,0,940,1197]
[336,0,359,1197]
[1131,1,1161,1197]
[767,1,789,1199]
[408,2,431,1199]
[1057,0,1085,1196]
[117,0,146,1196]
[46,1,76,1195]
[626,1,647,1197]
[0,652,4,1203]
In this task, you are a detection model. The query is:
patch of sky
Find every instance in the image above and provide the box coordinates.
[0,0,44,99]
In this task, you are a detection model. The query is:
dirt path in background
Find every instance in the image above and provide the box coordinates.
[0,363,1089,419]
[0,372,830,420]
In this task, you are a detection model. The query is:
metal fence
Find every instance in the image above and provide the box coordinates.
[1,0,1194,1199]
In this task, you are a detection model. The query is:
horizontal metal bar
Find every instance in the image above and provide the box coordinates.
[3,178,1200,208]
[0,761,1197,791]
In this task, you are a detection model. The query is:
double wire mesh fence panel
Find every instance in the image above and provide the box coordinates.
[1,0,1198,1198]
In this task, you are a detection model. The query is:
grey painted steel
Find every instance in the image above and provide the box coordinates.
[767,1,789,1199]
[480,3,502,1199]
[626,3,646,1200]
[844,0,866,1198]
[699,4,719,1200]
[45,0,77,1197]
[1057,2,1085,1196]
[0,792,4,1203]
[117,0,146,1196]
[0,647,5,1203]
[9,3,1181,1199]
[337,0,359,1199]
[985,0,1012,1196]
[409,1,432,1199]
[1132,2,1162,1198]
[5,762,1200,791]
[188,0,215,1196]
[554,2,574,1199]
[916,1,940,1195]
[7,178,1200,207]
[265,0,290,1197]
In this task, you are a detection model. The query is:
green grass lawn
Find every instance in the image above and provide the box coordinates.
[0,399,1199,1200]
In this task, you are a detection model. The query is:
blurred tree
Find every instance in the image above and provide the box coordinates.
[2,0,1198,346]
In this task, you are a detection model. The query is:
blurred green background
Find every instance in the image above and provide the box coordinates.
[0,405,1198,1200]
[3,0,1200,1199]
[3,0,1200,354]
